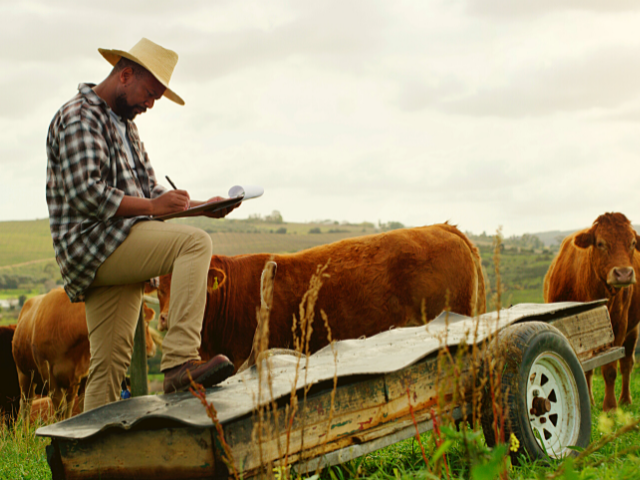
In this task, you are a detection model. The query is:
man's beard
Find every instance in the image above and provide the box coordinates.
[114,93,142,120]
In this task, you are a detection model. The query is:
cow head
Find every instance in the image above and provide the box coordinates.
[574,212,640,288]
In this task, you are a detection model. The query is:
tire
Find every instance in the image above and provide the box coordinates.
[480,322,591,464]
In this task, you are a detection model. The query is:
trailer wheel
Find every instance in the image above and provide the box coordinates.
[481,322,591,464]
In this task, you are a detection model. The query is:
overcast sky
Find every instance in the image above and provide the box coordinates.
[2,0,640,236]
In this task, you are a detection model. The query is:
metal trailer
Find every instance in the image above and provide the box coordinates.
[38,300,623,479]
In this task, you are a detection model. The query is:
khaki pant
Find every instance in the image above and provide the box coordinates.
[83,220,212,411]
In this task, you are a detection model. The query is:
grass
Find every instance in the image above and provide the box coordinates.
[309,365,640,480]
[0,418,51,480]
[5,365,638,479]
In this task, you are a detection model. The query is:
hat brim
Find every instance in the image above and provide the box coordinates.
[98,48,185,106]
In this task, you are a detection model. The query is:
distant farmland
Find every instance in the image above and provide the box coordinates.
[206,231,371,255]
[0,218,377,268]
[0,219,55,268]
[0,217,556,311]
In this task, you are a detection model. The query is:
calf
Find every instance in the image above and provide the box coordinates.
[12,288,157,421]
[544,212,640,411]
[158,224,486,370]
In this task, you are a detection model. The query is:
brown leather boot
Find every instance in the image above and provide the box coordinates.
[163,355,234,394]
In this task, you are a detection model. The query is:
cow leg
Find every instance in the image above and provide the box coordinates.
[74,377,87,415]
[585,369,595,405]
[46,374,70,420]
[17,370,36,424]
[62,384,80,420]
[619,327,639,406]
[601,361,618,411]
[50,386,68,420]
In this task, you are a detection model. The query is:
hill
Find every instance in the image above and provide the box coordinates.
[0,217,562,325]
[522,225,640,248]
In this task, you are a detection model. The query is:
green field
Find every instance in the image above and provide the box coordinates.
[0,219,56,268]
[480,245,555,308]
[0,218,378,323]
[0,218,558,326]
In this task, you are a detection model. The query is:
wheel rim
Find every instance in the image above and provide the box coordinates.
[526,351,581,458]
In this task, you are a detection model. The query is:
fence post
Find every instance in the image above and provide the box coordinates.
[130,304,148,396]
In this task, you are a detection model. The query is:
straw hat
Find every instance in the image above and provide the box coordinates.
[98,38,184,105]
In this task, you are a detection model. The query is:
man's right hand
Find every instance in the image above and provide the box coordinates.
[115,190,191,217]
[150,190,191,216]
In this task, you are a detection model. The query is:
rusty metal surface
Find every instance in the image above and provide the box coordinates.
[37,300,607,441]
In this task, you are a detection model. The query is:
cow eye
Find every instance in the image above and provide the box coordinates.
[597,241,605,249]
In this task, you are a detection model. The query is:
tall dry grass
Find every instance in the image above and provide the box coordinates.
[191,258,337,479]
[191,233,513,479]
[250,260,335,478]
[189,227,640,480]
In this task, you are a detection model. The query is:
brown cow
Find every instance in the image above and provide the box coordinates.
[1,324,20,425]
[544,212,640,411]
[157,224,486,370]
[1,324,81,426]
[12,288,157,422]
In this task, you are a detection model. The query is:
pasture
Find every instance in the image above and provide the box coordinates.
[4,217,639,479]
[2,365,640,480]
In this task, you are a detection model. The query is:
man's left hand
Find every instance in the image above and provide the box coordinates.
[199,196,242,218]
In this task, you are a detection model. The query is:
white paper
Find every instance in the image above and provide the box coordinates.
[228,185,264,200]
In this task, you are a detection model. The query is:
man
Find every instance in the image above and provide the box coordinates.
[46,38,236,412]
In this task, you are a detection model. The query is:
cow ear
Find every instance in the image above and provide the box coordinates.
[574,231,594,249]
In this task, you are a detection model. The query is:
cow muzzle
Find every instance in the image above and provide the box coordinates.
[607,266,636,288]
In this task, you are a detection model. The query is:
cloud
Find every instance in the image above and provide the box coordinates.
[465,0,640,18]
[3,0,640,238]
[397,46,640,117]
[177,1,387,82]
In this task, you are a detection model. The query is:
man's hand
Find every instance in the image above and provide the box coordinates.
[197,196,242,218]
[150,190,190,216]
[116,190,190,217]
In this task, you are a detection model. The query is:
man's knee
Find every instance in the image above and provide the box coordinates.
[188,228,213,258]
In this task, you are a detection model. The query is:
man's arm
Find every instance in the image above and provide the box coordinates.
[57,118,193,219]
[116,190,191,217]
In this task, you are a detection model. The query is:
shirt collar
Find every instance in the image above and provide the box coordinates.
[78,83,106,108]
[78,83,135,129]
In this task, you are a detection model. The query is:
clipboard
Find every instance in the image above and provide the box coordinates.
[155,185,263,221]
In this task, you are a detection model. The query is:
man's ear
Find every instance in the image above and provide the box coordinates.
[574,231,594,249]
[119,66,134,86]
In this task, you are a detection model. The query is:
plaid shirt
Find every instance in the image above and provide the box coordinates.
[46,83,167,302]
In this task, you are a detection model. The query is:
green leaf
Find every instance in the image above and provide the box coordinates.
[432,439,454,464]
[560,458,579,480]
[470,444,507,480]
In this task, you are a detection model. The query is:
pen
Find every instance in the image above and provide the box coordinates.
[165,175,178,190]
